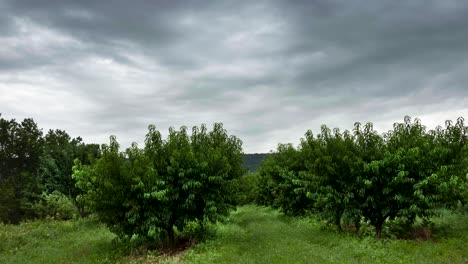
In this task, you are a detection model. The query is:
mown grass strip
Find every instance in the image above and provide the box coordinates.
[182,206,468,264]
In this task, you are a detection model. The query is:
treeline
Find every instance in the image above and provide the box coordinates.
[0,114,100,224]
[2,113,467,245]
[1,114,244,246]
[241,116,468,238]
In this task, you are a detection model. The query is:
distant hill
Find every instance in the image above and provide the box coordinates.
[243,153,269,172]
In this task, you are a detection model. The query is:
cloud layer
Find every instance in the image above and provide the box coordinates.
[1,0,467,152]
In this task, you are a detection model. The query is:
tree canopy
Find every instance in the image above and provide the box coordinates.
[72,123,243,246]
[256,116,468,238]
[0,114,100,223]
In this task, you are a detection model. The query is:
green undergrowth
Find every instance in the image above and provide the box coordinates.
[0,217,119,264]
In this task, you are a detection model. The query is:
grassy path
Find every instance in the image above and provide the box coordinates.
[182,206,467,264]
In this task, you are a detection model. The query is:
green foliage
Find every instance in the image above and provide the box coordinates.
[233,172,263,205]
[256,116,468,238]
[40,129,100,217]
[355,117,467,237]
[0,114,44,224]
[72,123,243,247]
[0,114,100,224]
[256,144,312,215]
[32,191,78,220]
[300,125,364,230]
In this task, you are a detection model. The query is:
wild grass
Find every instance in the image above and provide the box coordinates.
[0,217,118,264]
[181,205,468,264]
[0,206,466,263]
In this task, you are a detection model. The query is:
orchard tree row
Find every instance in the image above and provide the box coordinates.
[2,113,467,243]
[0,114,100,224]
[1,113,244,247]
[252,116,468,238]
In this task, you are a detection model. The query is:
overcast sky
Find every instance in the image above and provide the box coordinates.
[1,0,467,153]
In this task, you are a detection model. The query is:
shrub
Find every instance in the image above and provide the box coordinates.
[33,191,78,220]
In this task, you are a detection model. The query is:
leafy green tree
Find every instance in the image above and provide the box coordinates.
[300,126,362,230]
[258,116,467,238]
[40,129,100,217]
[40,130,76,196]
[256,143,311,215]
[432,117,468,205]
[356,117,467,238]
[0,114,43,224]
[73,123,243,247]
[234,172,265,205]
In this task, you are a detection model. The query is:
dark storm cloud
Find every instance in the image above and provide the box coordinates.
[1,0,467,152]
[275,0,468,93]
[2,0,267,69]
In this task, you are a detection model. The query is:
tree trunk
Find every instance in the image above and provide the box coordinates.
[73,200,87,218]
[166,226,175,248]
[375,223,382,239]
[334,213,342,231]
[78,206,86,218]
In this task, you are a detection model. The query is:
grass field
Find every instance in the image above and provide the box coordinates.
[181,206,467,264]
[1,206,467,263]
[0,218,118,264]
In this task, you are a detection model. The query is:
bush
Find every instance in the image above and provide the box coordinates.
[33,191,77,220]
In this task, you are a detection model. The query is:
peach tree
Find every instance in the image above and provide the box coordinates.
[72,123,243,246]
